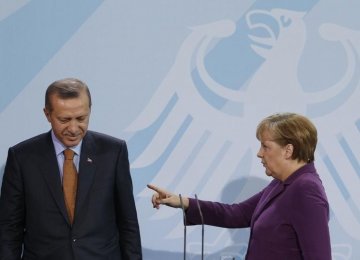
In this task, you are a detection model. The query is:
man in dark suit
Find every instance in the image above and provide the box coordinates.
[0,78,142,260]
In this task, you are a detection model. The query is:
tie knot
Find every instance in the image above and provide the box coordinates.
[64,149,75,160]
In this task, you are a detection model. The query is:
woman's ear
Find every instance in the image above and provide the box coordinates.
[284,143,294,159]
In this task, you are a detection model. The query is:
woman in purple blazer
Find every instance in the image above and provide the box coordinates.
[148,113,331,260]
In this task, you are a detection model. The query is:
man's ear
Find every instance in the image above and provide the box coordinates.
[43,108,51,122]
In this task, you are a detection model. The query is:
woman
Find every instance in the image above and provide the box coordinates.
[148,112,331,260]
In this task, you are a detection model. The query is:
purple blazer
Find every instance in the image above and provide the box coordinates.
[186,163,331,260]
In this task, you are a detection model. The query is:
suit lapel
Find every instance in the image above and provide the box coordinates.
[250,164,315,226]
[39,133,69,224]
[251,181,285,225]
[74,132,97,223]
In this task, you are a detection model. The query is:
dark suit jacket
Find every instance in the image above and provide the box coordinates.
[0,131,142,260]
[186,163,331,260]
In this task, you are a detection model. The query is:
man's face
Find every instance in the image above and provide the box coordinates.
[44,90,91,147]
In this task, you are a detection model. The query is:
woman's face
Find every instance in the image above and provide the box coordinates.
[257,130,289,180]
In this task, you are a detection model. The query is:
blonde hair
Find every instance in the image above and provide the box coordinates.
[256,113,317,162]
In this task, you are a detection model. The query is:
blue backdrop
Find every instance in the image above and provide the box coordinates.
[1,1,359,259]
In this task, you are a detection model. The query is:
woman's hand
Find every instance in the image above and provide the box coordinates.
[147,184,189,210]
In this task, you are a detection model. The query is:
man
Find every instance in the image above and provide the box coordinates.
[0,78,142,259]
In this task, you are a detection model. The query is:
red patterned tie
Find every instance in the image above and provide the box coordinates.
[63,149,78,224]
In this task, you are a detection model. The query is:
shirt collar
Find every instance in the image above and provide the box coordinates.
[51,130,82,156]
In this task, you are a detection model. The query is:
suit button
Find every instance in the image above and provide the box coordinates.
[72,238,76,242]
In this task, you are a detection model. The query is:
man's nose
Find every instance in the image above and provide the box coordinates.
[67,121,79,132]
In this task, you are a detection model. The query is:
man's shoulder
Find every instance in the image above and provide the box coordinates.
[11,132,50,149]
[85,130,125,145]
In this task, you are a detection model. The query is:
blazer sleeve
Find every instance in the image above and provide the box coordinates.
[114,141,142,260]
[0,148,25,260]
[291,179,331,260]
[186,191,263,228]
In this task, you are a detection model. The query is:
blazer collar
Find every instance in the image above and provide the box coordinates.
[283,162,316,185]
[251,162,316,225]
